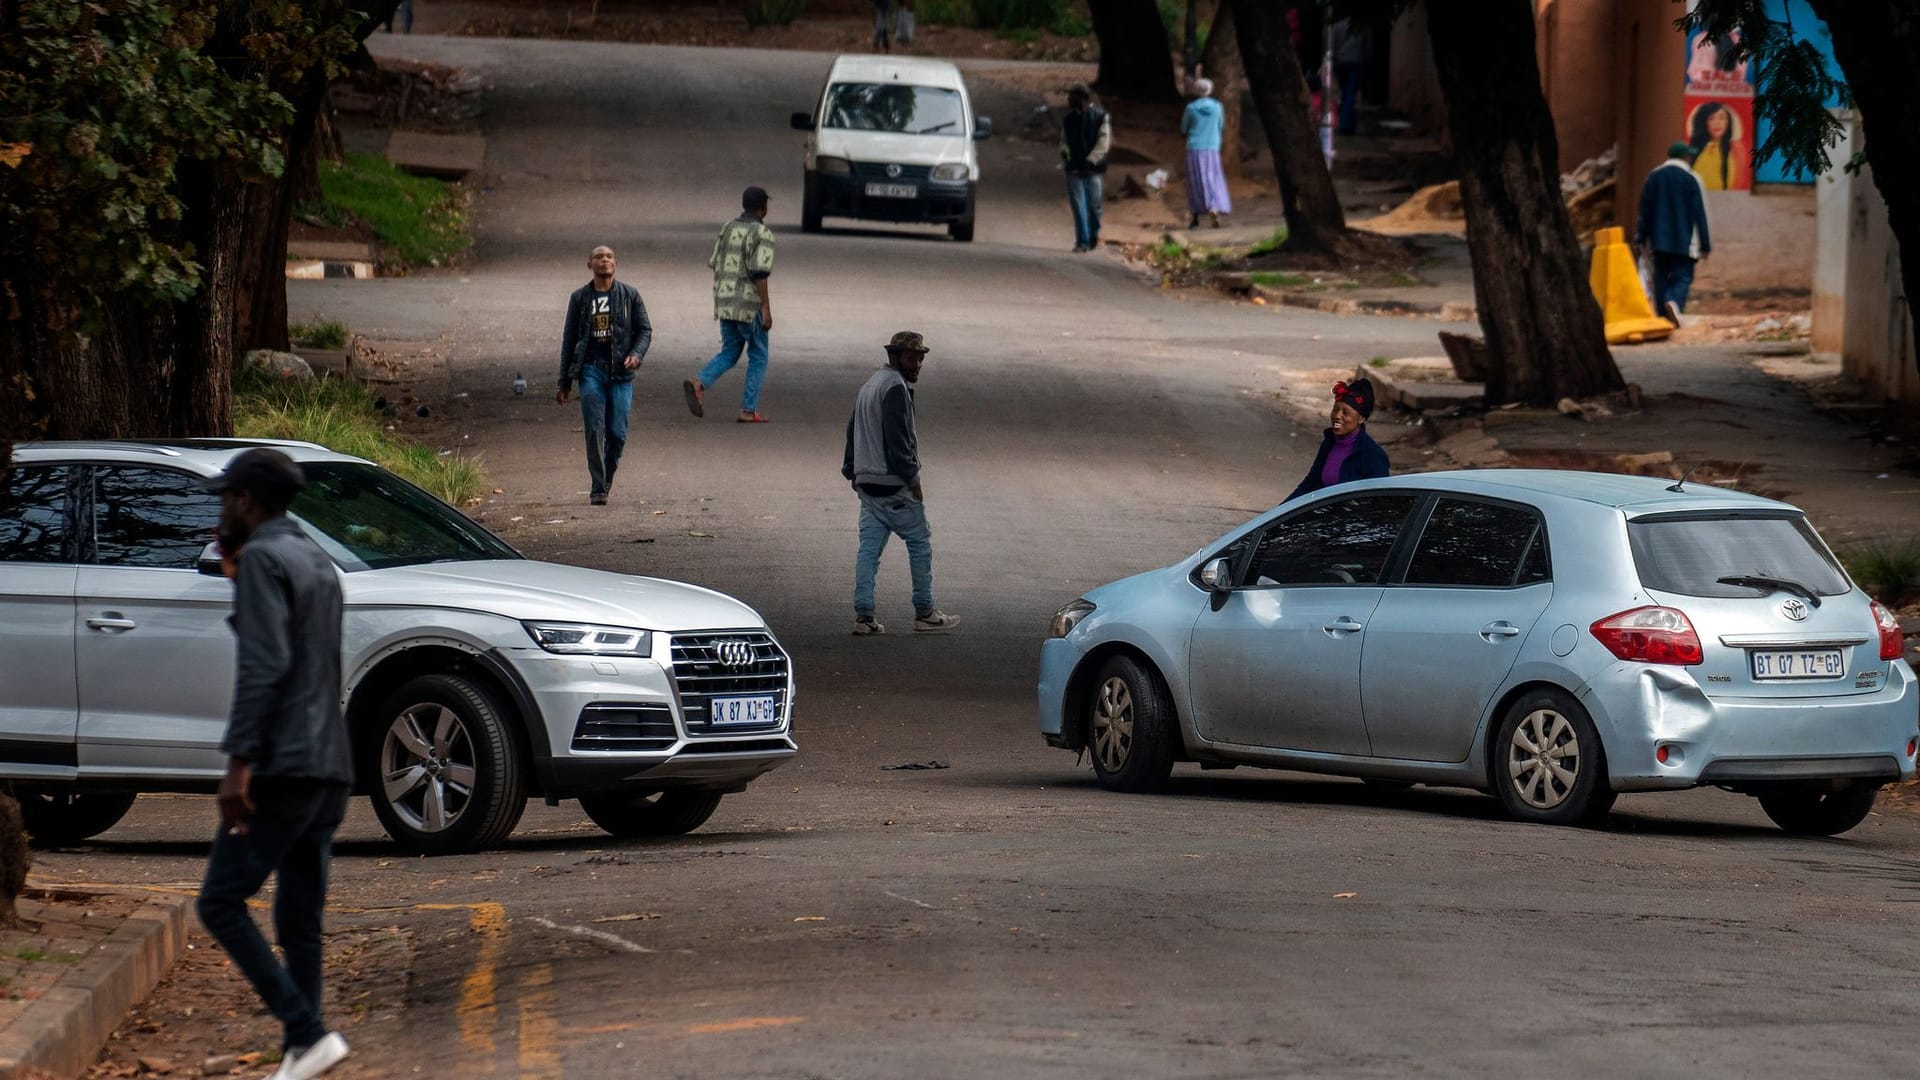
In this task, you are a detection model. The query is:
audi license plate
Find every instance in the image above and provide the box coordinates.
[1749,648,1845,680]
[864,182,917,199]
[708,694,779,725]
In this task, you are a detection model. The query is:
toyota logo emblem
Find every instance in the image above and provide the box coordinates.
[714,640,755,668]
[886,163,903,178]
[1781,599,1809,622]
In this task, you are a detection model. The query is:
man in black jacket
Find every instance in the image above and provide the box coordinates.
[197,449,354,1080]
[842,331,959,635]
[557,245,653,504]
[1060,84,1111,253]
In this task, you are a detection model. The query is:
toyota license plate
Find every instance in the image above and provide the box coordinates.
[864,182,917,199]
[1749,648,1845,680]
[707,694,779,725]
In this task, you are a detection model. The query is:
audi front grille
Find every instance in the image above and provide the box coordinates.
[669,631,791,734]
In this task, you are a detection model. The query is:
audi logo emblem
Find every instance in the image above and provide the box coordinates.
[714,640,755,668]
[885,163,903,178]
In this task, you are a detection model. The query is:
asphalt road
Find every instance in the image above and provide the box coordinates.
[47,36,1920,1078]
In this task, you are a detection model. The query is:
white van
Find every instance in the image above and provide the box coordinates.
[790,55,991,242]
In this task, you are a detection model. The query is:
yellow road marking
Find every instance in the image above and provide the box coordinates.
[688,1016,807,1035]
[518,961,561,1079]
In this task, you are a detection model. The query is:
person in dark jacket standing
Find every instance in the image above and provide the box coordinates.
[1634,142,1712,324]
[196,449,355,1080]
[1287,378,1390,501]
[557,244,652,504]
[1060,84,1111,253]
[842,331,959,635]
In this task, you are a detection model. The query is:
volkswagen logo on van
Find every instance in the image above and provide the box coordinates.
[1780,599,1809,622]
[885,162,903,178]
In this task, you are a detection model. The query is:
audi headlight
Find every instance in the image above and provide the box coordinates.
[816,156,853,175]
[1049,599,1096,639]
[931,162,969,181]
[523,621,653,657]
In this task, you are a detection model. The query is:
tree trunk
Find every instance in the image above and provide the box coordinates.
[1806,0,1920,374]
[235,68,331,354]
[1228,0,1345,249]
[1089,0,1179,101]
[1424,0,1623,405]
[1200,0,1244,179]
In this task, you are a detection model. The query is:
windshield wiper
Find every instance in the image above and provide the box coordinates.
[1716,574,1822,607]
[916,121,956,134]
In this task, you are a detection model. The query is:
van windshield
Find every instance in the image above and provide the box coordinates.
[823,82,965,135]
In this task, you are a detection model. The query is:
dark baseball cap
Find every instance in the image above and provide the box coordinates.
[742,185,770,211]
[199,447,307,501]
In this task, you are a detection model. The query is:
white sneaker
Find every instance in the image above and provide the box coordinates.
[913,610,960,632]
[273,1032,351,1080]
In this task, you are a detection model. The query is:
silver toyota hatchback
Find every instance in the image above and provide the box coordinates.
[0,440,798,853]
[1039,470,1917,834]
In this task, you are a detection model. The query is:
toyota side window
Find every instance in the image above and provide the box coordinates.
[1404,498,1545,588]
[1244,495,1418,586]
[91,466,222,570]
[0,465,71,564]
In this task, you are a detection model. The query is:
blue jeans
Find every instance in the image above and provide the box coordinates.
[1652,252,1696,318]
[854,489,934,619]
[1066,172,1103,249]
[1335,61,1362,135]
[578,364,632,497]
[699,318,770,413]
[198,781,349,1051]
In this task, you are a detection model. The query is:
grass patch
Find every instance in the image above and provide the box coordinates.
[1843,540,1920,607]
[315,152,470,267]
[289,318,349,350]
[233,365,488,507]
[1368,356,1392,368]
[15,948,81,964]
[1247,227,1289,257]
[1248,271,1311,288]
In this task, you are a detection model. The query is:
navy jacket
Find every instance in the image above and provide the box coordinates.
[1287,427,1390,501]
[559,279,652,392]
[1635,161,1711,260]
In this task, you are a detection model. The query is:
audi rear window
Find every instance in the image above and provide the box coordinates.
[1627,512,1849,598]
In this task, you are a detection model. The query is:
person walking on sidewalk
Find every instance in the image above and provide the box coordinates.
[686,186,776,423]
[195,449,355,1080]
[1287,378,1390,501]
[1181,77,1231,229]
[842,331,958,635]
[872,0,893,52]
[1635,142,1712,324]
[557,244,652,505]
[1060,84,1110,253]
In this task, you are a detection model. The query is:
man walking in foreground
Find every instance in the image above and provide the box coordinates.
[686,186,776,423]
[1060,84,1111,253]
[196,449,354,1080]
[557,244,652,505]
[1635,141,1712,325]
[843,331,958,635]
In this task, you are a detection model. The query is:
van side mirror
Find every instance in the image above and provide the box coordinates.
[198,542,228,578]
[790,112,815,132]
[973,116,993,140]
[1199,557,1233,593]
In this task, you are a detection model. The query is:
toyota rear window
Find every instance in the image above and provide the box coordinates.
[1627,513,1849,598]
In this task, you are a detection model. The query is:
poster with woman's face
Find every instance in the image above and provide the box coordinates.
[1683,25,1756,191]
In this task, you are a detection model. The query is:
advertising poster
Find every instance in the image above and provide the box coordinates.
[1683,16,1756,191]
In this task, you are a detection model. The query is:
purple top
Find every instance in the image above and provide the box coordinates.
[1321,430,1360,489]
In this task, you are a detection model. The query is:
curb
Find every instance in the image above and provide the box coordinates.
[0,894,192,1080]
[1272,290,1476,322]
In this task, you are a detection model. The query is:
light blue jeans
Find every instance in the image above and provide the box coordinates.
[698,317,770,413]
[1066,172,1103,249]
[578,364,632,496]
[854,489,934,619]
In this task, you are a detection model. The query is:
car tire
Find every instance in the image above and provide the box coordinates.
[1086,656,1176,793]
[12,789,137,846]
[949,219,974,242]
[1757,782,1879,836]
[368,673,527,855]
[579,790,724,838]
[1491,688,1616,825]
[801,174,823,233]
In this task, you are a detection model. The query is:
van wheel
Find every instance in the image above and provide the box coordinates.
[1086,656,1175,793]
[949,219,974,242]
[580,791,723,837]
[1492,688,1615,825]
[1757,782,1879,836]
[369,674,527,855]
[13,790,136,846]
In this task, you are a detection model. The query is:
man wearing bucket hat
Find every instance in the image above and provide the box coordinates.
[1634,141,1712,325]
[842,331,959,635]
[194,449,355,1080]
[1287,377,1390,501]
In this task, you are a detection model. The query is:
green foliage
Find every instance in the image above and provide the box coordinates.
[317,153,471,267]
[289,319,350,350]
[1249,271,1311,287]
[1247,227,1290,256]
[233,365,489,507]
[744,0,807,28]
[1843,540,1920,607]
[1679,1,1850,177]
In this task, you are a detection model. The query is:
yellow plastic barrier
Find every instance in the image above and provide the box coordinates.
[1589,226,1674,345]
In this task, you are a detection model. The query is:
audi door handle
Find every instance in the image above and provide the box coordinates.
[86,616,137,632]
[1323,617,1365,635]
[1480,622,1522,641]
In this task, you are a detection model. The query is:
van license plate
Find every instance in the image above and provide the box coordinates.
[707,694,779,725]
[864,182,917,199]
[1749,649,1845,680]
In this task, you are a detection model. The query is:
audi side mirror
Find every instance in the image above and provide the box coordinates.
[790,112,815,131]
[973,116,993,140]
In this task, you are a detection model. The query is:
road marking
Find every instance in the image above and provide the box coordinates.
[525,915,654,954]
[420,902,508,1065]
[884,890,936,909]
[688,1016,806,1035]
[518,962,561,1080]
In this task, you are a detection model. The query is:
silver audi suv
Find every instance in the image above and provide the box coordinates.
[0,440,798,853]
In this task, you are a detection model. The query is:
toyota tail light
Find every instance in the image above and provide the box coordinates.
[1590,606,1704,666]
[1872,600,1905,662]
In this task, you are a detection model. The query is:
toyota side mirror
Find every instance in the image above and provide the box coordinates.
[198,541,228,578]
[790,112,815,131]
[1199,557,1232,592]
[973,116,993,140]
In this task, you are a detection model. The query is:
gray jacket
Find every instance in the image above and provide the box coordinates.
[842,367,919,490]
[221,517,353,785]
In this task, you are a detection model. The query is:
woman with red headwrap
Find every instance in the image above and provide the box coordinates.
[1287,377,1390,501]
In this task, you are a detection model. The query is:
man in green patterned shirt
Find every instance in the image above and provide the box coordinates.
[685,186,777,423]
